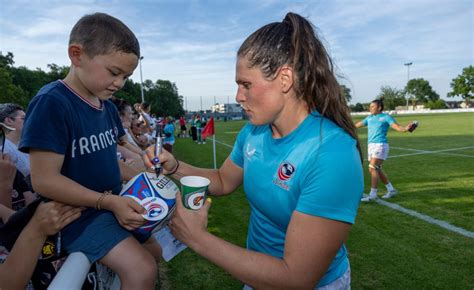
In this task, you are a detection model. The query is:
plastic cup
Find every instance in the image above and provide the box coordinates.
[180,176,210,210]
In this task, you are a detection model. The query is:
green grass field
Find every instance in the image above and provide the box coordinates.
[161,112,474,289]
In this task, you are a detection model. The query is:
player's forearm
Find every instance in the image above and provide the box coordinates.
[0,221,46,290]
[192,232,312,289]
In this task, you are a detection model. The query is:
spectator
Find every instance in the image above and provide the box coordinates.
[0,201,82,290]
[0,103,30,179]
[178,116,187,138]
[163,116,175,153]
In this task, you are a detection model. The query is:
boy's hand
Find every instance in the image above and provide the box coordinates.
[104,195,147,230]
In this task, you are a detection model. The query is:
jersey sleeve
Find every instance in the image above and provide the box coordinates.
[19,94,69,155]
[361,116,369,126]
[386,114,396,125]
[230,123,252,168]
[296,131,363,224]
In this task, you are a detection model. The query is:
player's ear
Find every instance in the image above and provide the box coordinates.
[279,65,294,94]
[68,44,84,67]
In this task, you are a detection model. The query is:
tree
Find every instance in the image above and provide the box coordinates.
[0,67,28,105]
[0,52,28,106]
[0,51,186,115]
[0,52,15,68]
[425,99,447,109]
[376,86,406,110]
[448,65,473,102]
[340,85,352,103]
[350,103,365,112]
[405,78,439,107]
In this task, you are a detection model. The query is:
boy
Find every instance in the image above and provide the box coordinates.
[19,13,158,289]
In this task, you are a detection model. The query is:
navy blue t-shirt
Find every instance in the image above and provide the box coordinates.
[19,80,125,194]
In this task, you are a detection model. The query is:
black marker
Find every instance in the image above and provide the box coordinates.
[154,126,163,176]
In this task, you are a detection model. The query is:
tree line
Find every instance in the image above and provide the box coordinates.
[1,52,472,114]
[0,52,185,117]
[346,65,473,112]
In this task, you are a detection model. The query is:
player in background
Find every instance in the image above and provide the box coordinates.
[356,99,418,202]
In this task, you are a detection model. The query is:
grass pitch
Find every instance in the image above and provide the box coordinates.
[163,112,473,289]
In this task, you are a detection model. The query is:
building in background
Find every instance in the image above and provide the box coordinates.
[211,103,242,114]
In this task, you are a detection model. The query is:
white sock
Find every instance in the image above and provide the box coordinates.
[370,188,378,197]
[385,183,395,192]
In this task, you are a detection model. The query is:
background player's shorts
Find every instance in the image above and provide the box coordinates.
[368,143,389,160]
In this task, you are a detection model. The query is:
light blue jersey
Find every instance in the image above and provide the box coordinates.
[362,113,395,144]
[164,123,175,145]
[230,112,363,287]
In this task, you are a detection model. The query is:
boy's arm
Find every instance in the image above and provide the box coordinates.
[29,149,146,230]
[30,149,104,207]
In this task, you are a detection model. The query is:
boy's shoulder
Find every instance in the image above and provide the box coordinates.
[36,80,64,96]
[31,80,71,106]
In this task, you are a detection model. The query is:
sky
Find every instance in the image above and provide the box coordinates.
[1,0,472,111]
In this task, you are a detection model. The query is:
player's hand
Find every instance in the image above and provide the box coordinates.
[407,121,419,132]
[105,195,147,230]
[143,145,178,175]
[168,191,211,248]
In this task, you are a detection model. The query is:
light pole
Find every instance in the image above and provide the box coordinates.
[404,62,412,110]
[139,56,145,103]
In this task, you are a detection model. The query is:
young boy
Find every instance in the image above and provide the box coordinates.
[19,13,158,289]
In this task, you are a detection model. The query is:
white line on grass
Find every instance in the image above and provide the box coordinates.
[390,146,474,158]
[213,137,234,149]
[212,138,474,238]
[375,199,474,239]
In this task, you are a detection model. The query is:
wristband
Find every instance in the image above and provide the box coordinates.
[166,159,180,176]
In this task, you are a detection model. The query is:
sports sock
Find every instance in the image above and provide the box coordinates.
[385,183,395,192]
[370,188,378,197]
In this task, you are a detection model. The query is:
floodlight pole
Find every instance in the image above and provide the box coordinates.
[139,56,145,103]
[404,62,412,110]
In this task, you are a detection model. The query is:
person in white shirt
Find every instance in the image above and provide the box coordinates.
[0,104,30,178]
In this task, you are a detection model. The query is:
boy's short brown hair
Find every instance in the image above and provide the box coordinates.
[69,12,140,58]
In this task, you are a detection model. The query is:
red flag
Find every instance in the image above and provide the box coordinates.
[201,117,215,139]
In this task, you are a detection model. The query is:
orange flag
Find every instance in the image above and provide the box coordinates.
[201,117,215,139]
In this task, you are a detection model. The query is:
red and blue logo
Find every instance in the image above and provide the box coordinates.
[277,162,296,181]
[147,203,164,219]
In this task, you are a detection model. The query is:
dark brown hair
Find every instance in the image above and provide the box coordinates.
[237,12,362,159]
[69,12,140,58]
